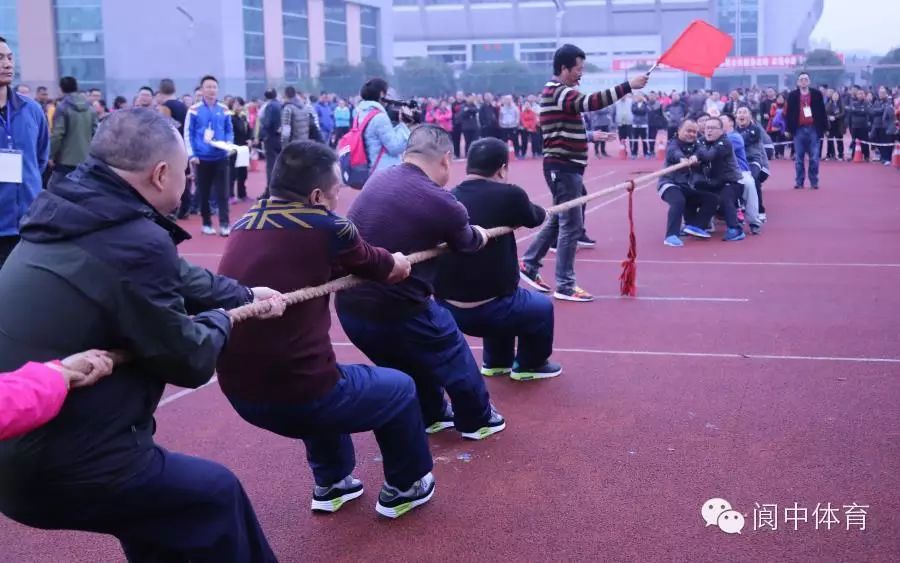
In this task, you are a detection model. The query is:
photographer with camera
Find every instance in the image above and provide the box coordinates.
[356,78,414,174]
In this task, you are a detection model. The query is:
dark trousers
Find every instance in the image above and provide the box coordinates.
[592,125,610,156]
[462,129,478,155]
[771,130,786,158]
[793,125,820,187]
[825,123,844,159]
[617,125,632,151]
[227,364,432,491]
[1,447,275,563]
[518,129,530,157]
[0,235,19,269]
[229,154,248,200]
[531,131,542,156]
[522,169,584,292]
[501,127,520,156]
[661,185,718,238]
[648,126,659,154]
[262,141,281,198]
[850,127,870,161]
[336,300,492,433]
[631,127,649,156]
[873,128,890,162]
[439,287,554,370]
[177,164,194,218]
[698,181,743,229]
[452,127,463,158]
[196,158,230,227]
[333,126,349,148]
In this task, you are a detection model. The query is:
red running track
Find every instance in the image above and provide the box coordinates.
[2,156,899,562]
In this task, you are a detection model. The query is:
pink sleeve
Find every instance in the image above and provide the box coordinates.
[0,362,68,440]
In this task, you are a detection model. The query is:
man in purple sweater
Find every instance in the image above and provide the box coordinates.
[217,141,436,519]
[335,125,506,440]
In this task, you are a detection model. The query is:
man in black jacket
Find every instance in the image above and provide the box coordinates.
[656,119,719,247]
[785,72,827,189]
[434,138,561,381]
[696,117,746,242]
[0,109,284,562]
[259,88,282,198]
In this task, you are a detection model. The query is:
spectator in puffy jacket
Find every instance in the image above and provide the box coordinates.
[847,90,871,162]
[455,95,480,156]
[49,76,98,188]
[281,86,319,147]
[612,95,633,154]
[356,78,412,173]
[479,93,500,139]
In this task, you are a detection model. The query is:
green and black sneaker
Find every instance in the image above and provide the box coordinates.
[510,361,563,382]
[480,365,512,377]
[311,475,364,513]
[460,408,506,440]
[375,472,436,518]
[425,403,455,435]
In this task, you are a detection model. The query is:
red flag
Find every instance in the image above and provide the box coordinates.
[657,20,733,78]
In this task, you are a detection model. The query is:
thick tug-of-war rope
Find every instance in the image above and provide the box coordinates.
[228,161,694,324]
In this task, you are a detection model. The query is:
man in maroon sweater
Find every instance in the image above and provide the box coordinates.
[335,125,506,441]
[216,141,435,519]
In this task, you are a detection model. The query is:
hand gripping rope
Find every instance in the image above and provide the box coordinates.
[229,161,694,324]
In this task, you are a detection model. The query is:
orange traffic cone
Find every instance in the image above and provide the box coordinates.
[892,142,900,169]
[655,138,666,160]
[618,139,628,159]
[853,140,864,163]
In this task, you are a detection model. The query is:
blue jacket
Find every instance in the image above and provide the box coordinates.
[0,87,49,236]
[185,99,234,161]
[356,101,410,173]
[316,101,335,132]
[727,131,750,172]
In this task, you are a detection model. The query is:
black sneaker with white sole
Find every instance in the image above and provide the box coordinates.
[311,475,364,513]
[460,408,506,440]
[375,472,436,518]
[425,403,455,434]
[577,235,597,248]
[510,361,563,381]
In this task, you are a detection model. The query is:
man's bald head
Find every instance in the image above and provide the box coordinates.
[90,109,188,214]
[90,108,183,172]
[403,124,454,187]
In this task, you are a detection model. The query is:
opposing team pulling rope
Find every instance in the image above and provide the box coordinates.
[228,160,695,324]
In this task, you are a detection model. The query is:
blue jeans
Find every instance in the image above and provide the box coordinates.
[522,169,585,292]
[1,447,276,563]
[336,300,493,433]
[793,125,820,187]
[227,365,432,491]
[439,287,554,370]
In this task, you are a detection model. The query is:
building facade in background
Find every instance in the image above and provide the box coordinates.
[393,0,824,89]
[7,0,392,99]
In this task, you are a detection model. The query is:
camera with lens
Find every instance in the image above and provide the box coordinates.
[383,97,422,125]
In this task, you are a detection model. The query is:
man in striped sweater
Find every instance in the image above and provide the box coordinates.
[519,44,648,302]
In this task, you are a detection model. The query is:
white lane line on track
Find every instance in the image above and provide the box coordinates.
[588,295,749,302]
[156,345,900,408]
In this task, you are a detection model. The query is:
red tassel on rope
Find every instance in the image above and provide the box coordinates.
[619,181,638,297]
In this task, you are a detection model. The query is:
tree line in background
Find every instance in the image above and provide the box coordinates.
[311,48,900,99]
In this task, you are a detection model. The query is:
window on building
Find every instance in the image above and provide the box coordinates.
[472,43,514,63]
[393,0,419,5]
[54,0,105,93]
[243,0,266,98]
[740,36,758,56]
[283,0,309,82]
[0,0,19,81]
[324,0,347,62]
[360,5,379,61]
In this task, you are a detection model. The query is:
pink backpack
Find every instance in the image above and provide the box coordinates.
[337,108,386,189]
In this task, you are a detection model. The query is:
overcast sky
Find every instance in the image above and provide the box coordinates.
[810,0,897,54]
